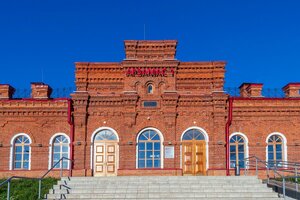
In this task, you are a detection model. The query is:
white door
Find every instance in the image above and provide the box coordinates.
[94,142,118,176]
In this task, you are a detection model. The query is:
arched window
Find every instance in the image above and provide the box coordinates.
[137,129,162,168]
[230,135,246,168]
[147,84,153,94]
[52,135,70,169]
[267,134,284,166]
[94,129,118,141]
[182,129,205,141]
[12,135,31,170]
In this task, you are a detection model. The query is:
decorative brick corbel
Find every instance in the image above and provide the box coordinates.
[123,113,137,127]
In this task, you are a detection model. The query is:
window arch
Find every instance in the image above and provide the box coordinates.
[229,133,248,168]
[10,133,32,170]
[266,133,287,166]
[50,134,70,169]
[137,128,163,168]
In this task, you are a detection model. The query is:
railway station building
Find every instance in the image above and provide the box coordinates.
[0,40,300,178]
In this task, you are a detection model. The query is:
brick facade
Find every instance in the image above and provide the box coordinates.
[0,40,299,178]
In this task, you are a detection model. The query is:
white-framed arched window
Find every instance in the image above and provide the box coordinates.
[147,84,153,94]
[136,128,164,169]
[229,132,249,168]
[266,132,287,167]
[10,133,32,170]
[49,133,70,169]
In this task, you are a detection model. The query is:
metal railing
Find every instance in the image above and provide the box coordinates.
[0,157,72,200]
[224,87,285,98]
[243,156,300,199]
[12,87,75,98]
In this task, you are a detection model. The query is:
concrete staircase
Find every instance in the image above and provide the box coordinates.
[45,176,281,199]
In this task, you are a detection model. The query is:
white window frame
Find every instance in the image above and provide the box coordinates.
[48,133,70,170]
[265,132,287,164]
[229,132,249,169]
[136,127,164,169]
[10,133,32,170]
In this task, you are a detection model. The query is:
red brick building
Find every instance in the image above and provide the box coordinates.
[0,40,300,178]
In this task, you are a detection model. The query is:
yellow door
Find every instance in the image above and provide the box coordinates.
[182,141,206,175]
[94,142,117,176]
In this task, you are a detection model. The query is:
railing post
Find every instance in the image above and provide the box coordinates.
[60,158,63,177]
[267,164,270,184]
[255,158,258,176]
[69,159,72,177]
[244,160,246,176]
[283,177,286,199]
[296,165,298,192]
[38,179,42,199]
[7,180,10,200]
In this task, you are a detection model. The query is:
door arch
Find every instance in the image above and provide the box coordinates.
[91,127,119,176]
[181,127,209,175]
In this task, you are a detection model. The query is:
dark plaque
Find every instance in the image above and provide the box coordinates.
[143,101,157,107]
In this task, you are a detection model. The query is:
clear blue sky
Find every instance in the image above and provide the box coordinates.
[0,0,299,90]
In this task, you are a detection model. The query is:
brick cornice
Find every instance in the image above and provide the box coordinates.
[0,110,67,117]
[121,60,179,67]
[0,100,68,108]
[0,99,68,117]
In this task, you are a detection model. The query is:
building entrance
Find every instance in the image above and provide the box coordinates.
[181,128,207,175]
[94,142,118,176]
[92,129,118,176]
[182,141,206,175]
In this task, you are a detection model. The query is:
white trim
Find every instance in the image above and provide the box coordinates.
[180,126,209,170]
[229,132,249,168]
[136,127,164,169]
[90,127,119,173]
[48,133,70,170]
[265,132,288,163]
[9,133,32,170]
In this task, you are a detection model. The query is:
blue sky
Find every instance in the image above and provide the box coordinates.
[0,0,299,90]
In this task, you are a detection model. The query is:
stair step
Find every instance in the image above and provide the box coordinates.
[53,185,266,189]
[46,192,278,198]
[57,180,261,184]
[49,187,272,194]
[47,198,280,200]
[45,176,280,199]
[60,177,259,182]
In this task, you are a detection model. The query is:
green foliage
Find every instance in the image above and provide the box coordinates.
[286,177,299,183]
[275,177,299,183]
[0,178,57,200]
